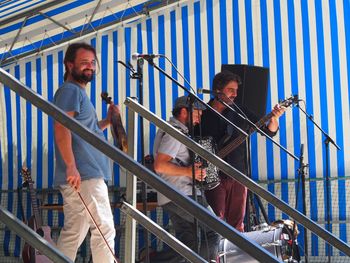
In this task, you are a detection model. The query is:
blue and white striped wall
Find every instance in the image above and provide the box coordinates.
[0,0,349,258]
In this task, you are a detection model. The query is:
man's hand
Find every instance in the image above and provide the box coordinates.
[66,165,81,191]
[193,162,206,181]
[271,104,286,119]
[268,104,286,132]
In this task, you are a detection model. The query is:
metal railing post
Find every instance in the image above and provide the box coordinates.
[124,107,138,262]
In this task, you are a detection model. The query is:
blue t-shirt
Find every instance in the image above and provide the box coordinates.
[53,81,111,186]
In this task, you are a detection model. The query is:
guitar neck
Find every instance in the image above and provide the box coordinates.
[28,183,43,228]
[218,112,273,159]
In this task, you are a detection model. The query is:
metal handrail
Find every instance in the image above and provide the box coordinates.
[124,97,350,257]
[0,206,72,263]
[0,66,282,262]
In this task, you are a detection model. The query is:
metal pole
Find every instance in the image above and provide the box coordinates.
[0,206,72,263]
[120,201,207,263]
[124,108,138,262]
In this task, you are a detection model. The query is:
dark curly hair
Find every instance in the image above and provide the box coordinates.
[63,42,98,81]
[212,71,242,92]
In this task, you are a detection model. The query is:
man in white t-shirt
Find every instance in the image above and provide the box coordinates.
[149,95,220,263]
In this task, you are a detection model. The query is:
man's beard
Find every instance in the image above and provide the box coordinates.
[71,68,95,84]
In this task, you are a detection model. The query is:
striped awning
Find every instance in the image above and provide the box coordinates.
[0,0,178,66]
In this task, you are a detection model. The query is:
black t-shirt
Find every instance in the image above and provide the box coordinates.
[194,100,277,176]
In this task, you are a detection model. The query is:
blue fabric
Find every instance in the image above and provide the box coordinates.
[53,81,111,186]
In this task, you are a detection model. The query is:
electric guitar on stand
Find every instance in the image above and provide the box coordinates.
[21,167,54,263]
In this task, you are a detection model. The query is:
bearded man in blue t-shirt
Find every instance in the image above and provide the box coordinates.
[53,42,117,262]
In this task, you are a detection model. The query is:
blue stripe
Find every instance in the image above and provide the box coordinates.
[135,24,143,161]
[158,15,166,121]
[233,0,241,63]
[36,58,43,189]
[25,62,32,171]
[194,2,203,99]
[0,1,146,61]
[245,0,254,64]
[58,50,64,86]
[259,0,275,221]
[146,18,156,155]
[113,31,120,188]
[101,34,109,138]
[4,81,13,254]
[206,0,215,84]
[314,3,332,256]
[0,0,44,19]
[0,0,94,34]
[90,39,97,107]
[181,6,191,92]
[219,0,228,64]
[273,0,289,219]
[329,0,346,244]
[170,10,178,100]
[301,0,318,255]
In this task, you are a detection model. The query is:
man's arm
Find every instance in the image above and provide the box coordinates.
[54,111,81,190]
[267,104,286,132]
[154,153,205,181]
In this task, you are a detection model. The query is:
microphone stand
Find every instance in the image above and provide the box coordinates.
[297,102,341,263]
[293,143,309,263]
[120,59,150,262]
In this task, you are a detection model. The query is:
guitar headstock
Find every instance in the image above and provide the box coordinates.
[21,167,33,187]
[279,95,299,108]
[101,92,112,105]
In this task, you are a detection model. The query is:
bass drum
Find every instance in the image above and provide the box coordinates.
[217,226,300,263]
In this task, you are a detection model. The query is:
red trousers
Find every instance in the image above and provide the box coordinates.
[205,178,247,232]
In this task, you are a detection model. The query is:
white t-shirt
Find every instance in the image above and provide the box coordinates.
[153,117,201,206]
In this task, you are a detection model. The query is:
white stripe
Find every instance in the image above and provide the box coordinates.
[164,10,173,121]
[200,0,210,96]
[336,0,350,177]
[307,0,323,179]
[226,0,235,64]
[251,0,263,66]
[238,0,247,64]
[212,0,221,72]
[266,0,281,181]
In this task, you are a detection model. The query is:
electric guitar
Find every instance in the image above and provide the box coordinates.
[217,95,299,159]
[21,167,54,263]
[101,92,128,153]
[198,96,298,190]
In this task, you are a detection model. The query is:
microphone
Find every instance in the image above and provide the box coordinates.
[131,53,162,60]
[197,88,221,95]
